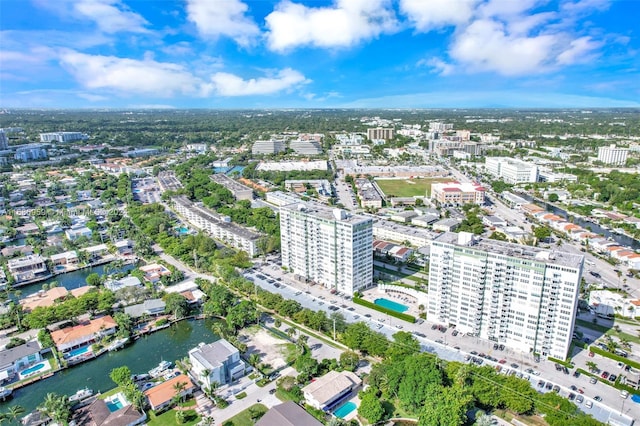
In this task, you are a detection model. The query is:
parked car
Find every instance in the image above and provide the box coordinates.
[594,396,602,402]
[601,371,609,379]
[576,395,584,404]
[609,374,617,382]
[585,400,593,408]
[589,377,597,384]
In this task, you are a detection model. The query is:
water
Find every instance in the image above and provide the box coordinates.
[14,262,137,299]
[374,298,409,313]
[333,401,356,418]
[516,193,640,250]
[0,319,220,417]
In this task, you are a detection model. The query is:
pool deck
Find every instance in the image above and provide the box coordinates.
[361,288,421,318]
[334,395,360,421]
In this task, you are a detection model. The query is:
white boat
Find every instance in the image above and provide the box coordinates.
[0,386,12,400]
[69,388,94,402]
[131,373,151,382]
[149,360,172,377]
[107,337,130,352]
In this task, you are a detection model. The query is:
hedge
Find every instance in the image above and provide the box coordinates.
[589,346,640,370]
[577,368,638,394]
[234,391,247,399]
[353,297,415,323]
[548,357,574,368]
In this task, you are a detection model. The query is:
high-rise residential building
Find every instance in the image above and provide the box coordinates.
[367,127,395,141]
[280,202,373,295]
[289,139,322,155]
[431,182,486,206]
[0,131,8,150]
[428,232,583,360]
[597,144,628,165]
[485,157,539,184]
[39,132,89,143]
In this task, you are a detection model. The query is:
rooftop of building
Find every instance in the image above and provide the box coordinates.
[210,174,254,193]
[280,201,371,225]
[189,339,238,369]
[433,232,584,268]
[255,402,323,426]
[301,370,361,406]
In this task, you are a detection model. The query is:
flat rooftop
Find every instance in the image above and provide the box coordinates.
[434,232,584,268]
[280,201,371,225]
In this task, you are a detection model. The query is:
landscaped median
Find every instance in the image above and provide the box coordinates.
[353,297,416,323]
[589,346,640,370]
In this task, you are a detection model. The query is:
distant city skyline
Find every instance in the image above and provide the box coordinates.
[1,0,639,108]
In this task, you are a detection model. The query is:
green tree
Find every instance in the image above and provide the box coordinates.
[85,273,101,287]
[358,389,385,424]
[113,312,134,338]
[38,393,71,425]
[110,366,133,387]
[501,375,536,414]
[418,384,472,426]
[164,293,189,319]
[339,351,360,372]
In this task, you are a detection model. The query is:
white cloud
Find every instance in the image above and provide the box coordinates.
[58,50,308,98]
[450,19,558,76]
[185,0,260,46]
[210,68,309,96]
[59,51,206,97]
[399,0,478,31]
[418,57,455,75]
[265,0,398,51]
[32,0,149,33]
[556,36,601,65]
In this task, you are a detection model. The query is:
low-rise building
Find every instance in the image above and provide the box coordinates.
[302,370,362,411]
[355,178,383,208]
[188,339,247,388]
[21,286,94,312]
[390,211,418,223]
[50,250,79,266]
[589,290,640,318]
[0,341,42,383]
[104,276,142,292]
[210,174,254,201]
[373,220,436,247]
[51,316,118,353]
[252,140,286,155]
[65,225,92,241]
[431,182,485,206]
[139,264,172,283]
[144,374,195,412]
[163,281,206,304]
[432,218,461,232]
[7,254,49,283]
[265,191,302,207]
[255,401,323,426]
[124,299,166,319]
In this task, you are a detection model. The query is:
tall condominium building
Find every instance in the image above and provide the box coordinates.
[431,182,485,206]
[39,132,89,143]
[485,157,539,184]
[367,127,395,141]
[280,202,373,295]
[0,131,7,150]
[597,144,628,165]
[428,232,583,360]
[252,140,286,155]
[289,139,322,155]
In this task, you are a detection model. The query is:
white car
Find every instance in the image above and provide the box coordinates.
[585,400,593,409]
[621,390,629,399]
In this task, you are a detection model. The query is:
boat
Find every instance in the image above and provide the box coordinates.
[149,360,172,377]
[107,337,130,352]
[131,373,151,382]
[0,386,12,400]
[69,387,94,403]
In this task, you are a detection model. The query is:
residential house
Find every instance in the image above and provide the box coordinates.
[82,244,109,260]
[589,290,640,318]
[123,299,166,319]
[302,370,362,411]
[144,374,195,412]
[138,264,172,284]
[189,339,247,388]
[105,276,142,292]
[0,341,42,383]
[255,401,323,426]
[50,316,118,353]
[16,223,40,236]
[1,245,34,258]
[50,251,79,266]
[65,225,92,241]
[72,398,146,426]
[163,281,205,304]
[114,240,134,256]
[7,254,49,283]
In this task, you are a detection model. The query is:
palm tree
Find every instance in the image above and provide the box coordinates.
[286,327,297,340]
[173,381,188,403]
[38,393,70,425]
[6,405,25,423]
[248,353,261,367]
[620,338,632,351]
[586,361,598,373]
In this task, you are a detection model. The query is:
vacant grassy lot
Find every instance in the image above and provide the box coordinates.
[375,178,449,198]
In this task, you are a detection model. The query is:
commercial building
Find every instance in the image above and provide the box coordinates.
[597,144,628,165]
[428,232,583,360]
[302,370,362,411]
[172,196,260,256]
[430,182,485,206]
[39,132,88,143]
[367,127,395,141]
[485,158,539,184]
[210,174,254,201]
[280,202,373,295]
[189,339,247,388]
[290,139,323,155]
[355,178,383,208]
[252,140,286,155]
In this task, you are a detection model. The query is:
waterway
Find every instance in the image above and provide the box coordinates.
[0,318,220,418]
[14,262,138,300]
[517,192,640,250]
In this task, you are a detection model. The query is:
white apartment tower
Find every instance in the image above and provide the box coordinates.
[485,157,539,184]
[428,232,583,360]
[597,144,628,165]
[280,202,373,295]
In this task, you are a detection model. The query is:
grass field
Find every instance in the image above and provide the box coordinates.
[375,178,450,198]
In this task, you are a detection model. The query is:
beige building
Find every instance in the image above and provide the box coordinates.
[302,370,362,411]
[431,182,485,206]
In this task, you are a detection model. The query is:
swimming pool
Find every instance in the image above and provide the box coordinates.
[334,401,357,418]
[176,227,190,234]
[374,298,409,313]
[20,362,45,376]
[632,394,640,403]
[106,394,126,412]
[66,346,91,358]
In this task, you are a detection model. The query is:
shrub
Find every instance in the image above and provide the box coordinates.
[235,391,247,399]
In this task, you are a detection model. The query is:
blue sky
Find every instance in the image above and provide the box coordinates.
[1,0,639,108]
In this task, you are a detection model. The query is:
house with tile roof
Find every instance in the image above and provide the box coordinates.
[50,316,117,352]
[144,374,195,412]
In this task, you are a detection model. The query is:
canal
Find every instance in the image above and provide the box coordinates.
[0,318,220,417]
[15,262,138,300]
[516,192,640,250]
